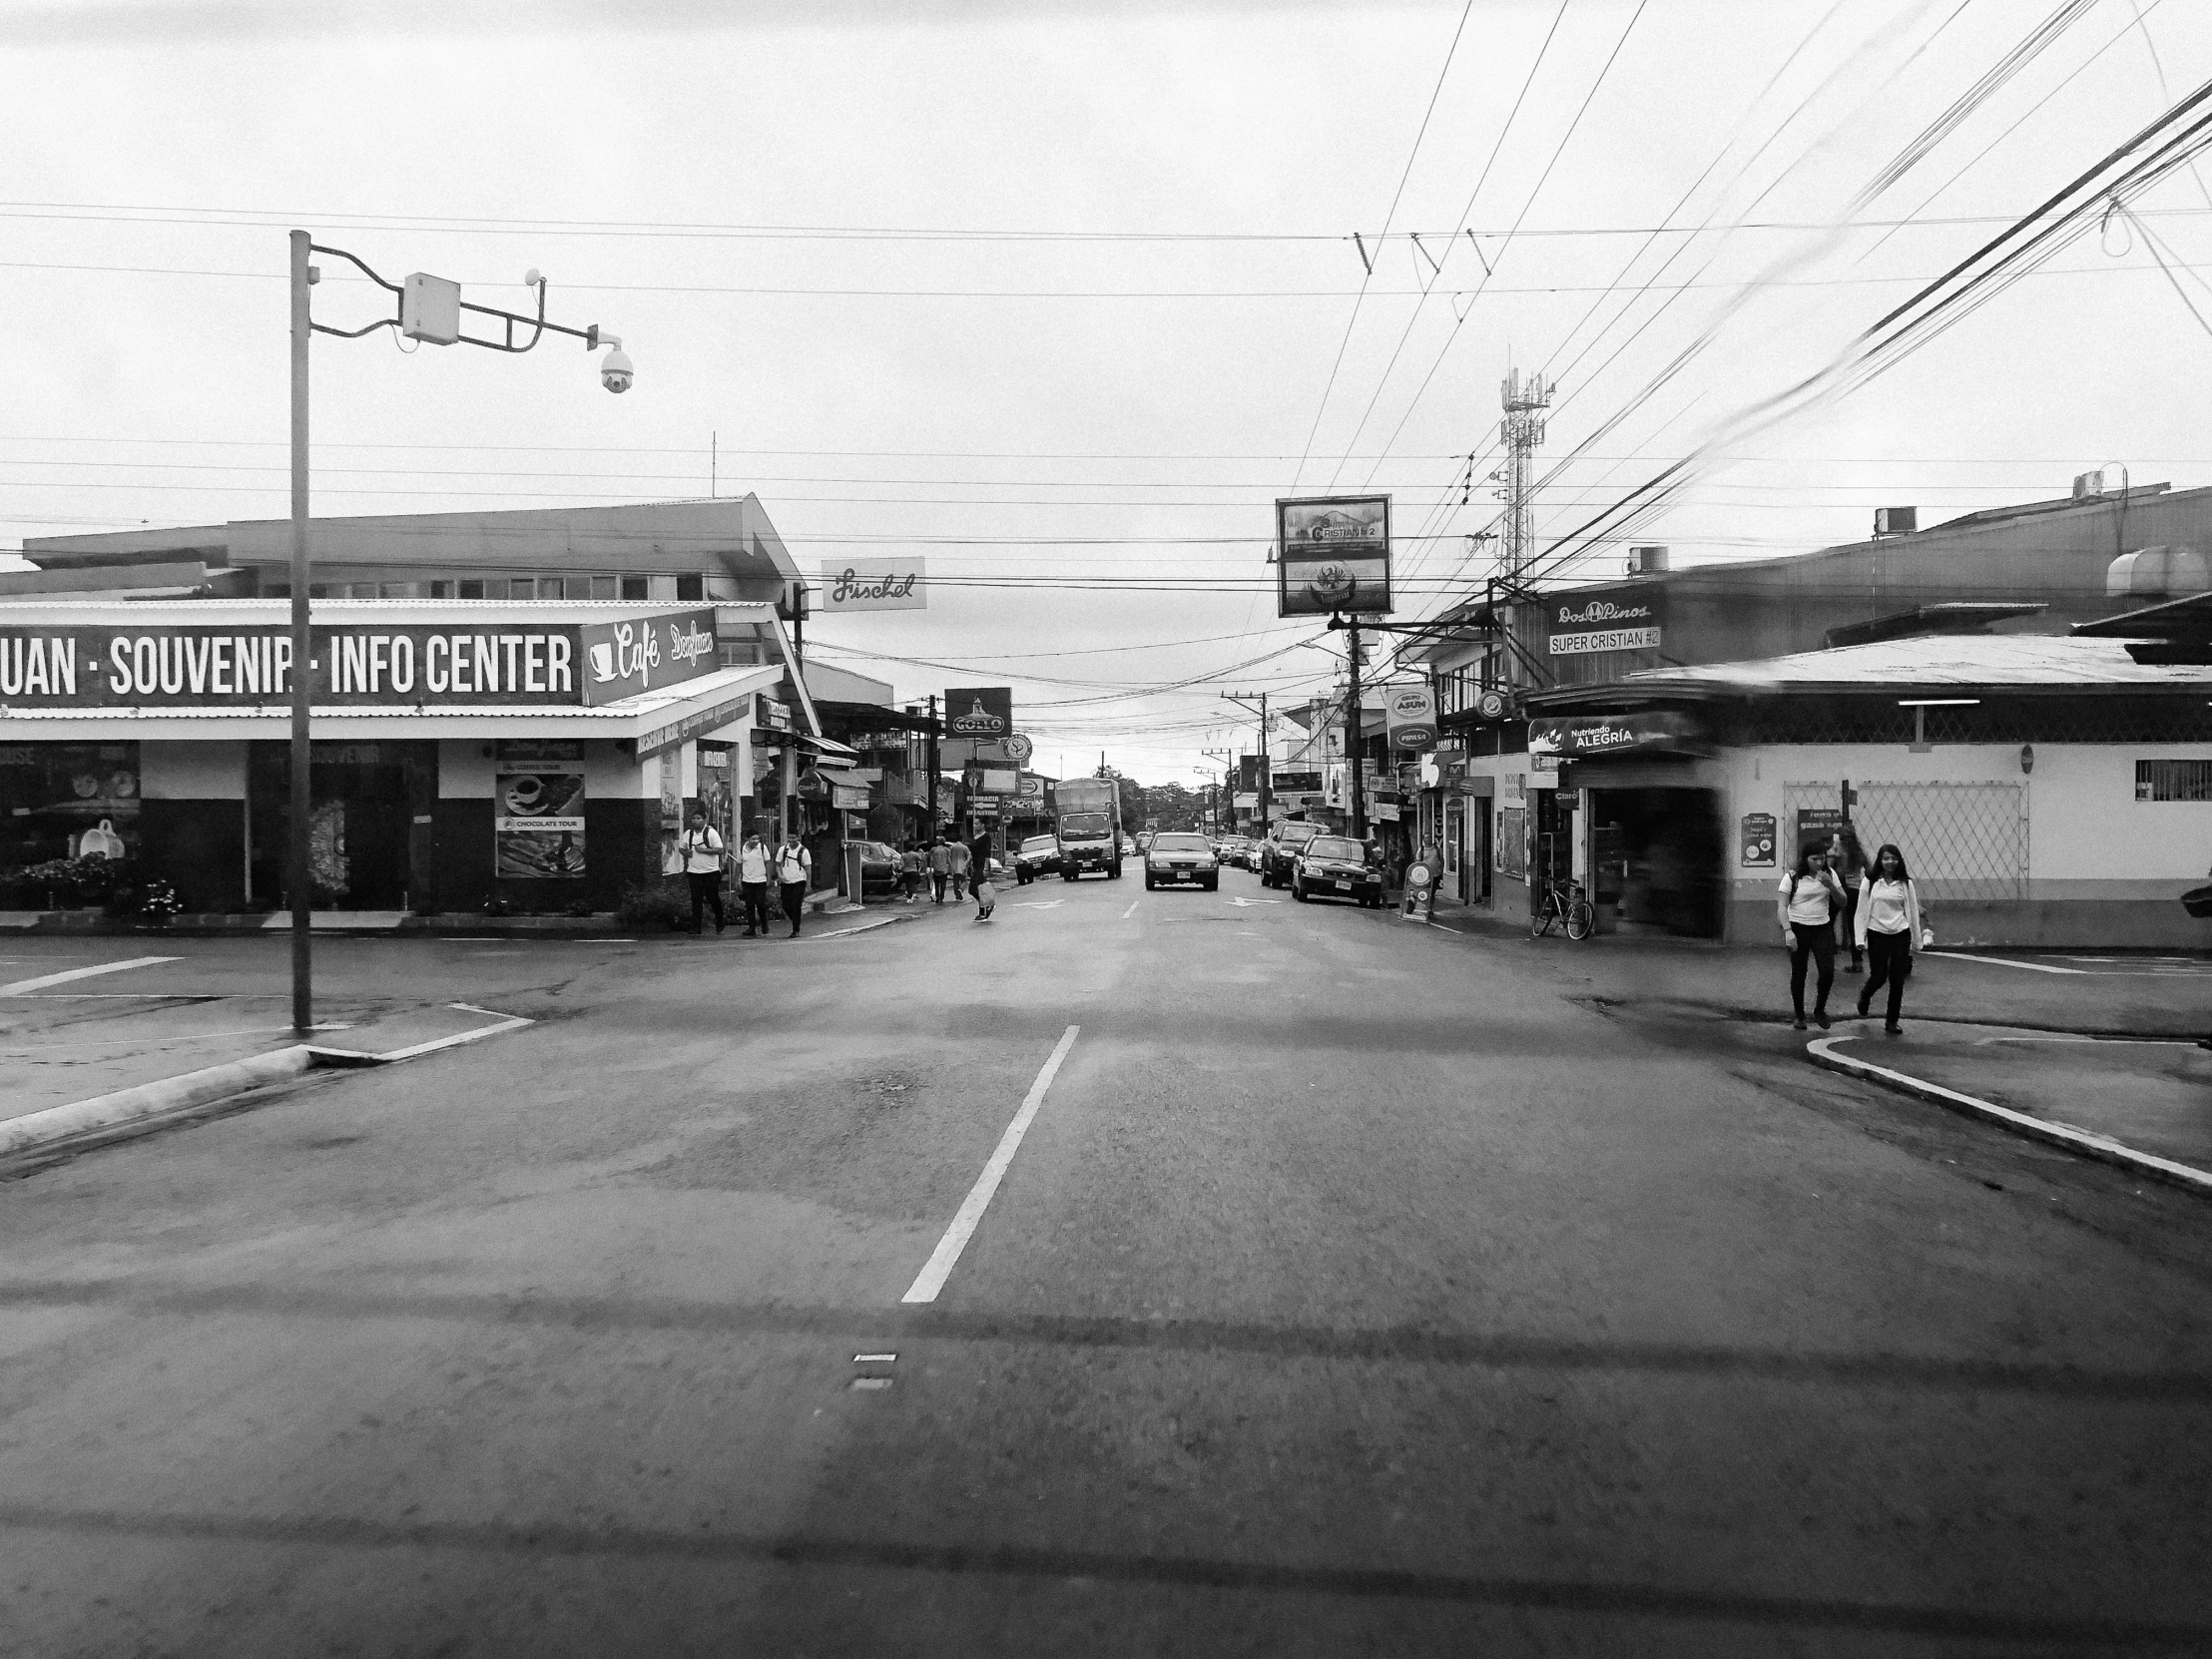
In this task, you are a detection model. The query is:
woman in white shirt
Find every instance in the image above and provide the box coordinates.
[1776,844,1848,1030]
[1854,842,1926,1034]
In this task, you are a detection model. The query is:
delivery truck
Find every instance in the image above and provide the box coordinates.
[1053,778,1124,880]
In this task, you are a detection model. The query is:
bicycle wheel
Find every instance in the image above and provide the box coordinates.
[1530,891,1556,937]
[1564,898,1597,941]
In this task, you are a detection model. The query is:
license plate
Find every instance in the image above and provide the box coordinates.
[1335,879,1353,890]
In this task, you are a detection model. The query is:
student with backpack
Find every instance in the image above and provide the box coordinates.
[1776,842,1849,1030]
[1855,842,1929,1035]
[774,831,813,937]
[679,808,726,936]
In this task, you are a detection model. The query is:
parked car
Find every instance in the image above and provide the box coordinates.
[1013,833,1062,884]
[1259,821,1323,887]
[1291,833,1385,908]
[1143,831,1219,891]
[854,840,901,898]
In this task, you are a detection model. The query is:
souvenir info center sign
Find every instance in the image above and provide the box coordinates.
[0,608,719,710]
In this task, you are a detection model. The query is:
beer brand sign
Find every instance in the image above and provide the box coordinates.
[1545,583,1665,657]
[944,687,1013,737]
[1384,682,1437,751]
[0,606,721,710]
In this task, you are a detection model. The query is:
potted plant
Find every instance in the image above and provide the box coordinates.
[137,878,183,929]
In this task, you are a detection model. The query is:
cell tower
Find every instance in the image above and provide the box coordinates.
[1498,368,1551,581]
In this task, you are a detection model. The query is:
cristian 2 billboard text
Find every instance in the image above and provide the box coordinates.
[0,608,719,709]
[1276,494,1391,618]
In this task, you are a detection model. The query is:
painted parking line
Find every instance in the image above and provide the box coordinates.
[1925,952,2085,975]
[902,1024,1080,1306]
[1122,899,1140,919]
[0,956,182,996]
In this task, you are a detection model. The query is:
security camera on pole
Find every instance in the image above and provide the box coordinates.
[287,234,631,1034]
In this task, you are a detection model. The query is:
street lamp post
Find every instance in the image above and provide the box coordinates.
[286,231,632,1033]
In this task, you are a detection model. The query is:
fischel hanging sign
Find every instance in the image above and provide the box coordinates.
[0,607,720,710]
[817,559,926,612]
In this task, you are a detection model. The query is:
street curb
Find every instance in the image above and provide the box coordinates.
[1805,1034,2212,1198]
[0,1003,536,1163]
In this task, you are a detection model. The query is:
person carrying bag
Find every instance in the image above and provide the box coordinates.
[737,831,772,937]
[1776,843,1848,1030]
[774,832,813,937]
[1855,842,1930,1035]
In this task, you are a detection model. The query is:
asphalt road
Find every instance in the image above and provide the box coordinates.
[3,867,2210,1656]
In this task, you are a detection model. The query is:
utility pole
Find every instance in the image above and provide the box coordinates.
[925,694,941,838]
[1498,368,1551,582]
[1346,614,1366,840]
[1220,690,1272,830]
[287,230,313,1034]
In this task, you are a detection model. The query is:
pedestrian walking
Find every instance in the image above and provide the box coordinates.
[968,827,996,921]
[898,840,923,903]
[679,808,727,935]
[1855,842,1928,1035]
[1828,829,1868,975]
[946,834,970,901]
[737,830,772,937]
[927,836,952,903]
[775,830,812,937]
[1776,842,1849,1030]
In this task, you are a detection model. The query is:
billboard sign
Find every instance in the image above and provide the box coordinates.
[1384,682,1437,751]
[495,739,586,879]
[944,687,1013,739]
[1544,583,1665,658]
[1276,494,1391,616]
[818,558,926,613]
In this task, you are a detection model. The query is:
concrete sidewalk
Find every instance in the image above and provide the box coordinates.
[1811,1024,2212,1193]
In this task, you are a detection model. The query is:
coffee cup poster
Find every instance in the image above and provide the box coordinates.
[1276,494,1392,618]
[495,739,587,878]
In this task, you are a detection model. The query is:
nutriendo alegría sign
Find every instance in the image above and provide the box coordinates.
[0,608,720,710]
[1525,710,1698,760]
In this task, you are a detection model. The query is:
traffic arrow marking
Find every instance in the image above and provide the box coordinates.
[1014,900,1065,909]
[1224,895,1279,906]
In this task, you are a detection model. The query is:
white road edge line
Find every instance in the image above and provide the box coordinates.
[1122,899,1140,919]
[0,955,181,996]
[1924,951,2086,975]
[328,1002,535,1063]
[901,1024,1081,1305]
[1806,1034,2212,1195]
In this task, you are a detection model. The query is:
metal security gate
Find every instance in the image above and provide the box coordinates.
[1783,780,2028,902]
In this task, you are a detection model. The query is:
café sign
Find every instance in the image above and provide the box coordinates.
[0,606,721,711]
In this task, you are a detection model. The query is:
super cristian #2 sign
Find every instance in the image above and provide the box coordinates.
[0,609,719,710]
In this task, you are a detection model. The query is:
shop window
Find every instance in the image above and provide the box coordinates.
[590,575,618,600]
[458,579,485,600]
[265,581,290,598]
[539,575,573,599]
[507,579,534,600]
[349,583,380,599]
[0,742,141,873]
[308,583,337,598]
[426,580,454,599]
[378,582,417,599]
[621,576,650,600]
[2136,759,2212,802]
[675,574,705,602]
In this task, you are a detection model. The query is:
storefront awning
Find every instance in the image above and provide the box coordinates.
[798,733,860,770]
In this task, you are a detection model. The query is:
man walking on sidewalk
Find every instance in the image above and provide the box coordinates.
[736,830,772,937]
[927,836,952,903]
[946,833,970,901]
[774,830,813,938]
[680,808,727,936]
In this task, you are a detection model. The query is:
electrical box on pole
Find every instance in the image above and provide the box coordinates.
[400,274,462,345]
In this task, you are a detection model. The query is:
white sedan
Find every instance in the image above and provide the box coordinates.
[1143,831,1220,891]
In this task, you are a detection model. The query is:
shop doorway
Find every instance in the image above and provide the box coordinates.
[1586,786,1725,938]
[249,741,434,911]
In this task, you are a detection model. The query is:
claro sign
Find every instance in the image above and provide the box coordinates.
[1545,582,1665,657]
[0,607,720,710]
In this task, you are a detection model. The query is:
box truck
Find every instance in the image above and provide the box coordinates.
[1053,778,1124,879]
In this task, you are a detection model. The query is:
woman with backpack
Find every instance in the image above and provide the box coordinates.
[774,830,812,937]
[1776,842,1849,1030]
[1855,842,1928,1035]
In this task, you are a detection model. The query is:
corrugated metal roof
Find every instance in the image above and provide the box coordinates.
[1618,634,2212,692]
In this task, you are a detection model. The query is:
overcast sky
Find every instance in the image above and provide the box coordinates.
[9,0,2210,786]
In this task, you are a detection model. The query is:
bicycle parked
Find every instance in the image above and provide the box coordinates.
[1530,874,1597,940]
